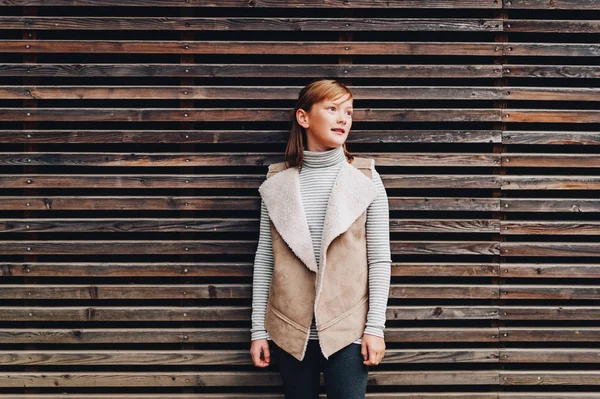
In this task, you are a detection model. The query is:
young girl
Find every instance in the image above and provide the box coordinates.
[250,79,392,398]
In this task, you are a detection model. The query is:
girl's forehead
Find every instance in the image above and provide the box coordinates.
[322,94,353,106]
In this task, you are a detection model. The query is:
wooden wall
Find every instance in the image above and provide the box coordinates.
[1,0,600,397]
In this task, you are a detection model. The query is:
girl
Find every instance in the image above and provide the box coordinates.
[250,79,392,398]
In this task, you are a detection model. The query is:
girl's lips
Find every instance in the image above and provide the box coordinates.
[332,128,345,134]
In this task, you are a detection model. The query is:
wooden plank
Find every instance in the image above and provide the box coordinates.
[390,198,500,212]
[501,371,600,385]
[503,65,600,79]
[1,40,501,55]
[501,285,600,300]
[502,264,600,278]
[0,306,498,322]
[501,349,600,363]
[501,243,600,257]
[0,64,503,78]
[502,110,600,124]
[503,131,600,145]
[503,87,600,101]
[501,221,600,235]
[0,129,502,144]
[502,154,600,167]
[505,43,600,57]
[0,262,495,277]
[0,241,258,255]
[0,108,502,122]
[0,196,500,212]
[0,394,504,399]
[0,349,499,365]
[0,284,496,299]
[0,371,499,387]
[392,241,500,256]
[504,0,600,10]
[0,86,505,101]
[0,152,500,167]
[506,19,600,33]
[502,176,600,190]
[391,263,498,277]
[0,17,504,31]
[502,199,600,213]
[0,327,498,344]
[391,219,498,233]
[391,285,498,299]
[501,307,600,320]
[500,327,600,342]
[0,218,260,233]
[0,174,502,189]
[0,0,503,8]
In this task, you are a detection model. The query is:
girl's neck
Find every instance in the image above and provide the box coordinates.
[302,145,345,168]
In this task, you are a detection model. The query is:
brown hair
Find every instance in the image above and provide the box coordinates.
[284,79,354,169]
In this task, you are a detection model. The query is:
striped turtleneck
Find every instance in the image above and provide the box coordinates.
[251,146,392,345]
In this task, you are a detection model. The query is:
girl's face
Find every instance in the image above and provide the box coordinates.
[296,94,353,152]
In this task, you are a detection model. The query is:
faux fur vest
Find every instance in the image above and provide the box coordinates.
[257,156,378,361]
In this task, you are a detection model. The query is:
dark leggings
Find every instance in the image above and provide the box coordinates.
[272,339,368,399]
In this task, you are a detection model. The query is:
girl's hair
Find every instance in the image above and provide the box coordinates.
[285,79,354,169]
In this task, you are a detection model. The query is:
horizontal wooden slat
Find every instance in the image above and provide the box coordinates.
[0,349,499,365]
[502,199,600,212]
[0,241,498,255]
[0,0,502,7]
[501,349,600,363]
[501,307,600,320]
[501,285,600,300]
[0,41,501,55]
[503,65,600,79]
[0,64,504,78]
[0,108,502,122]
[506,19,600,33]
[502,264,600,278]
[502,154,600,167]
[501,327,600,342]
[505,0,600,10]
[502,221,600,235]
[0,371,499,387]
[501,371,600,385]
[0,174,503,189]
[503,131,600,145]
[0,262,499,277]
[0,284,499,300]
[0,395,506,399]
[0,17,503,31]
[503,110,600,124]
[500,243,600,257]
[502,176,600,190]
[4,86,600,102]
[0,327,499,344]
[0,218,498,233]
[0,196,500,212]
[0,86,506,101]
[0,306,499,321]
[0,152,501,167]
[506,44,600,57]
[0,130,502,144]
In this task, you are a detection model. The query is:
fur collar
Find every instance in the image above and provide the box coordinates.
[258,159,378,273]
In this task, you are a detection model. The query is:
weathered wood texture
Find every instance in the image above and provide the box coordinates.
[1,0,599,397]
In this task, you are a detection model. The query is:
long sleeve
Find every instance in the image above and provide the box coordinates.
[250,199,273,341]
[363,167,392,338]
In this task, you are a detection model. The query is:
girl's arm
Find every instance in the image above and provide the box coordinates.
[250,200,273,341]
[364,167,392,338]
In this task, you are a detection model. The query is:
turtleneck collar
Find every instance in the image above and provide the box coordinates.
[302,145,346,169]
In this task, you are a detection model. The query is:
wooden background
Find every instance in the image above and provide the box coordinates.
[1,0,600,397]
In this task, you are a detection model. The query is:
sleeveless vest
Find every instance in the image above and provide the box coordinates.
[257,156,379,361]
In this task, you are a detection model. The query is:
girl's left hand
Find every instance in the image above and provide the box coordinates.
[361,333,385,366]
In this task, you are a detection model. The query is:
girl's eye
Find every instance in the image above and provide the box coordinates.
[329,106,336,111]
[347,111,353,116]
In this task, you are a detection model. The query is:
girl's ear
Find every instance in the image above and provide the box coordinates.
[296,108,310,129]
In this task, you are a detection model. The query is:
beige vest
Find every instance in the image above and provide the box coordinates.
[257,156,379,361]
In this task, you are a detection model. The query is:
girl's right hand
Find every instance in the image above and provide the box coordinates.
[250,339,271,367]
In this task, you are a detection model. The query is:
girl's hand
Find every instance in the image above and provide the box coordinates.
[361,333,385,366]
[250,339,271,367]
